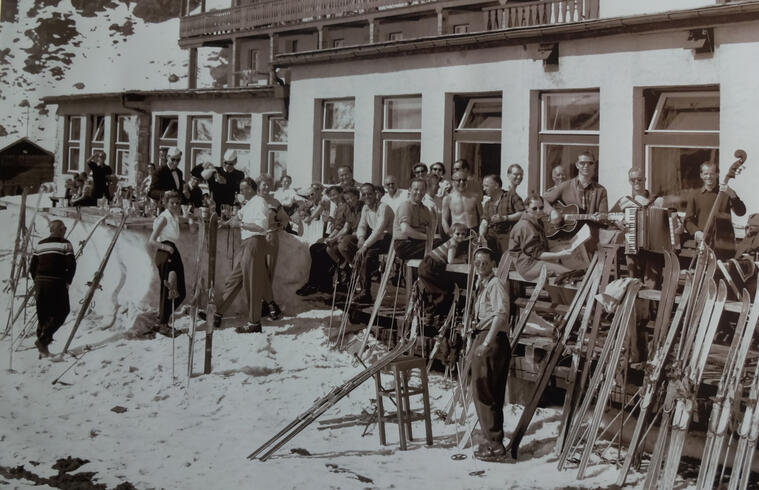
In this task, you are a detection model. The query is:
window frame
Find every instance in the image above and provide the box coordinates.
[318,98,355,185]
[64,115,85,174]
[536,90,600,191]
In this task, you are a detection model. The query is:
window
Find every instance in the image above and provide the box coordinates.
[320,99,354,184]
[265,116,288,182]
[644,90,719,209]
[156,115,178,164]
[224,115,253,173]
[332,39,345,48]
[246,49,258,70]
[454,24,470,34]
[388,32,403,41]
[189,115,213,170]
[382,96,422,188]
[453,95,502,183]
[65,116,84,173]
[538,91,599,190]
[90,115,105,144]
[114,115,131,177]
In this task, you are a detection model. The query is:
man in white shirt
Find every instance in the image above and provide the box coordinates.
[214,177,278,333]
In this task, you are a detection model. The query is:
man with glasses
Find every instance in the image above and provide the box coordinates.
[149,147,184,202]
[380,175,407,213]
[442,169,483,240]
[194,149,245,215]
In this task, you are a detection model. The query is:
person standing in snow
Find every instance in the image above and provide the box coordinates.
[214,177,278,333]
[148,191,186,337]
[469,246,511,461]
[87,150,113,202]
[29,220,77,357]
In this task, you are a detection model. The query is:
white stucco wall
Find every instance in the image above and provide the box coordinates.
[285,21,759,228]
[600,0,716,18]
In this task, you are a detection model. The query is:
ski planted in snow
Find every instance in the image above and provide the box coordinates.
[204,212,218,374]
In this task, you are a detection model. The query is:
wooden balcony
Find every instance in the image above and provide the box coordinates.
[180,0,441,40]
[483,0,599,30]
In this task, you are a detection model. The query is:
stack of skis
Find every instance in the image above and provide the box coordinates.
[507,244,759,489]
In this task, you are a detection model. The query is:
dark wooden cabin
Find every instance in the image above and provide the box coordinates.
[0,138,55,196]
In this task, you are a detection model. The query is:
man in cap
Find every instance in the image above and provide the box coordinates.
[194,149,245,215]
[30,220,77,357]
[149,147,184,202]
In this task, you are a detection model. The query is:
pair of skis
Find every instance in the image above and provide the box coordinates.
[187,212,218,383]
[696,284,758,489]
[62,212,129,354]
[506,252,601,459]
[247,283,422,462]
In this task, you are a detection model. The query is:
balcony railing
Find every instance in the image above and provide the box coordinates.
[483,0,599,30]
[180,0,438,39]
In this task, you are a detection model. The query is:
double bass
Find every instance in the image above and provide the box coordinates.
[701,149,747,259]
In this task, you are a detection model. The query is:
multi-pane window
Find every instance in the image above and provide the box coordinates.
[538,91,600,190]
[320,99,355,184]
[189,115,213,171]
[90,115,105,155]
[382,96,421,188]
[265,116,288,182]
[453,96,502,183]
[114,115,131,177]
[65,116,84,173]
[224,115,252,173]
[157,115,178,162]
[645,90,719,209]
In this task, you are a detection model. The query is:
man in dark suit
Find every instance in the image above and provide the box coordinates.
[193,149,245,215]
[149,147,184,202]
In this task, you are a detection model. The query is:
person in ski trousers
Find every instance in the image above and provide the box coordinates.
[469,246,511,461]
[30,219,77,357]
[149,191,186,337]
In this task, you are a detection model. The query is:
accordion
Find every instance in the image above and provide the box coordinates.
[623,207,679,255]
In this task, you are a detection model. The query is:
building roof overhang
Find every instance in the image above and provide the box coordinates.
[272,1,759,67]
[41,86,274,106]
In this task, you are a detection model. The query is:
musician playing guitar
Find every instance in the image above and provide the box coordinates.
[543,151,608,253]
[684,160,746,260]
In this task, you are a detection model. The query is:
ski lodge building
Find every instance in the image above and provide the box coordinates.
[43,0,759,225]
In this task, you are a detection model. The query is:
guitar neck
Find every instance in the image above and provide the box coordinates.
[564,212,623,222]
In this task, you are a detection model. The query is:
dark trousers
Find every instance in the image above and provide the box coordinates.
[394,238,427,261]
[306,241,336,290]
[470,330,510,443]
[35,278,70,346]
[155,241,186,324]
[485,230,511,259]
[358,234,392,293]
[418,256,455,315]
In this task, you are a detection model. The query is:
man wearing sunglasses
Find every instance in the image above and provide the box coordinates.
[149,147,184,202]
[193,149,245,215]
[544,151,607,217]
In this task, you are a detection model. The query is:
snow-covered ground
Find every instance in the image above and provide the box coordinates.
[0,203,682,489]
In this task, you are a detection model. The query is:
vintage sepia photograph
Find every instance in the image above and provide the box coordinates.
[2,0,759,488]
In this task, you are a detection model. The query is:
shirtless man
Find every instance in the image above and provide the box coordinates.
[442,170,483,239]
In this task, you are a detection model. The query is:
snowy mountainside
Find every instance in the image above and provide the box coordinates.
[0,0,230,152]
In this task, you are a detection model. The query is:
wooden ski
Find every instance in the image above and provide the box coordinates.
[203,212,218,374]
[187,213,208,381]
[62,212,129,354]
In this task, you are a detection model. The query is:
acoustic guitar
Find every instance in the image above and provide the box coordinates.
[543,202,623,238]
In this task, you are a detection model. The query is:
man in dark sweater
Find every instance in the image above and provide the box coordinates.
[87,151,113,202]
[684,161,746,259]
[29,220,77,357]
[194,149,245,215]
[149,147,184,202]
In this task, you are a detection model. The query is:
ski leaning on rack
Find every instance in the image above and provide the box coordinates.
[616,274,694,487]
[356,243,396,358]
[506,253,600,459]
[62,213,129,354]
[187,214,208,381]
[247,284,422,462]
[203,212,218,374]
[696,286,757,490]
[727,339,759,490]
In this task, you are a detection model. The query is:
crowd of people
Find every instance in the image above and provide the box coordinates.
[35,143,759,462]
